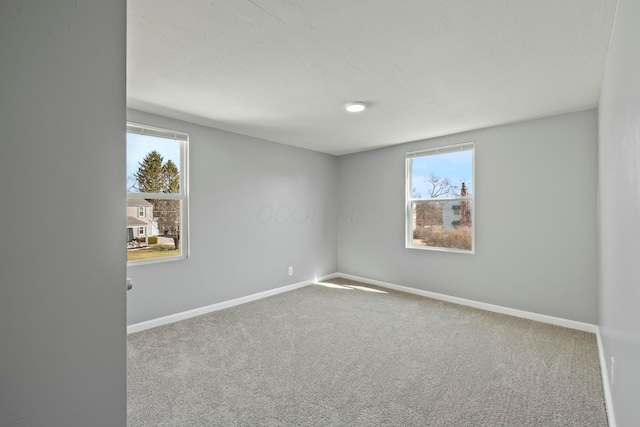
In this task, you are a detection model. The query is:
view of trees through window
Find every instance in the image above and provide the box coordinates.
[407,143,474,252]
[127,124,187,263]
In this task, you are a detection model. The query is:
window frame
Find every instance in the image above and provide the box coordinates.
[405,142,475,254]
[127,121,189,265]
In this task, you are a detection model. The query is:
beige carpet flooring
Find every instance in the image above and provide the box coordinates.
[127,277,608,426]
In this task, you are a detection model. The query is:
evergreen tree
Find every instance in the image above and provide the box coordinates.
[133,150,165,193]
[163,159,180,193]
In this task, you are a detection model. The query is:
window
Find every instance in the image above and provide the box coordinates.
[406,142,474,253]
[127,122,188,263]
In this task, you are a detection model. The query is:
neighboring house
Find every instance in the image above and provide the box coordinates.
[442,201,472,229]
[443,183,472,230]
[127,199,154,242]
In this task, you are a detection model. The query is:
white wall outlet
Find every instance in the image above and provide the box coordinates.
[611,356,615,385]
[288,266,293,276]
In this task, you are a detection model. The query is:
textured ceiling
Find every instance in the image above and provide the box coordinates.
[127,0,617,155]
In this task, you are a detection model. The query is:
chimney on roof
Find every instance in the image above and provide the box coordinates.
[460,182,470,227]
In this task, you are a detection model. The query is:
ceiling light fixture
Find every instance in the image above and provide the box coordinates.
[345,102,366,113]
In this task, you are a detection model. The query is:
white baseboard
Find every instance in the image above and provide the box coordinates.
[596,328,617,427]
[127,278,314,334]
[129,269,597,334]
[331,273,598,333]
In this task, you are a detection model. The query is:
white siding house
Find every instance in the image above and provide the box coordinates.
[127,199,154,242]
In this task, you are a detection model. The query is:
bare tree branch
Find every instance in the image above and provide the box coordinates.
[424,174,459,198]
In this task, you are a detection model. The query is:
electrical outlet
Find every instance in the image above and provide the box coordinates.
[288,266,293,276]
[611,357,615,385]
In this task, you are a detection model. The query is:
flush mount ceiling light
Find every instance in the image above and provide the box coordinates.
[345,102,366,113]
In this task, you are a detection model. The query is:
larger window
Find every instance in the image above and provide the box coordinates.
[406,142,474,253]
[127,122,188,263]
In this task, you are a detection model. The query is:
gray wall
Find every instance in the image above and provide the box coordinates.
[598,0,640,425]
[126,110,338,325]
[0,1,126,427]
[338,110,598,323]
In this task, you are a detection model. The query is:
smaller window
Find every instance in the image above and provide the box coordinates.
[406,142,474,253]
[126,122,189,264]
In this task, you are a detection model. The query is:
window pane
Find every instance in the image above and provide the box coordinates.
[411,200,472,250]
[411,150,472,198]
[127,198,182,262]
[126,123,188,264]
[127,133,181,193]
